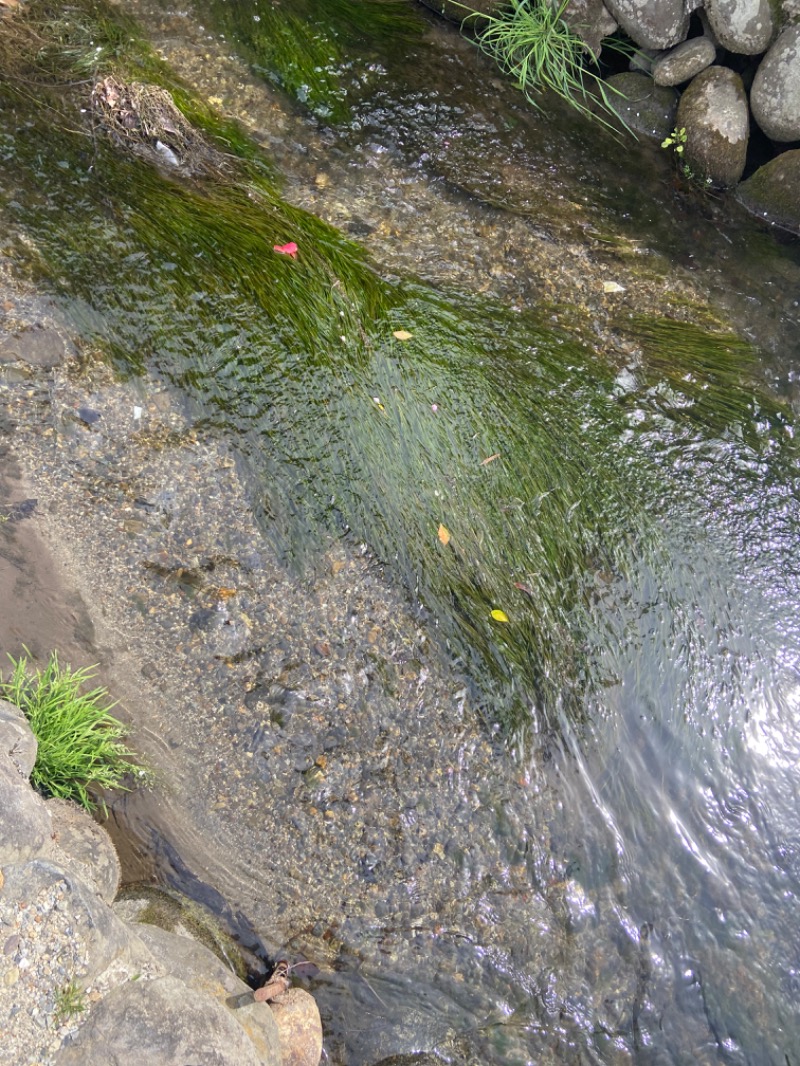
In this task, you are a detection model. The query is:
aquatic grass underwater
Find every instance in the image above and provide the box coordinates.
[0,0,795,741]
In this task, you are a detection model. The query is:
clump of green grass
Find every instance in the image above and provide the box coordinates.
[1,651,146,811]
[54,979,86,1025]
[462,0,630,130]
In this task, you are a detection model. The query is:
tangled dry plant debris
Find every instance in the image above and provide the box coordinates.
[91,76,229,177]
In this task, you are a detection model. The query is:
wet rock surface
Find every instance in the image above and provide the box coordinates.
[735,148,800,232]
[604,0,689,48]
[676,65,750,186]
[606,71,678,137]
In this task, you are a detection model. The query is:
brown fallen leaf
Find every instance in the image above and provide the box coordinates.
[438,524,451,546]
[480,453,501,466]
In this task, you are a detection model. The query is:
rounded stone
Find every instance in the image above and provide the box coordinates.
[53,975,265,1066]
[0,699,37,778]
[45,798,121,904]
[735,149,800,234]
[705,0,774,54]
[652,37,717,86]
[269,988,323,1066]
[751,25,800,141]
[604,0,689,49]
[561,0,619,55]
[605,72,679,139]
[676,66,749,186]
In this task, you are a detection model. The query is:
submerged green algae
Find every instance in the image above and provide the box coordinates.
[0,0,794,740]
[204,0,423,122]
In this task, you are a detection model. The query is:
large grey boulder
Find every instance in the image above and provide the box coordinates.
[604,0,689,48]
[751,25,800,141]
[704,0,774,53]
[606,71,678,138]
[0,699,37,778]
[45,797,121,904]
[735,149,800,233]
[676,66,749,186]
[652,37,717,85]
[0,758,52,863]
[55,975,266,1066]
[0,860,134,981]
[133,924,282,1065]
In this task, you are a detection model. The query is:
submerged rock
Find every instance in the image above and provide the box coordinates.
[676,66,749,186]
[704,0,774,53]
[751,25,800,141]
[735,149,800,233]
[652,37,717,85]
[606,72,678,139]
[604,0,689,48]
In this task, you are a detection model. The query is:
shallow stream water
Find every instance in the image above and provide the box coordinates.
[2,1,800,1064]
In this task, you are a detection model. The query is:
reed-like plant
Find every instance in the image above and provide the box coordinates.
[463,0,629,130]
[1,652,146,811]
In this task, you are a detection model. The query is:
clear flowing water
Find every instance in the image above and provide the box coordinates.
[2,1,800,1063]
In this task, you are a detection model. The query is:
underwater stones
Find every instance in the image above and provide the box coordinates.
[54,975,267,1066]
[606,72,678,138]
[0,328,67,367]
[676,66,749,186]
[704,0,774,53]
[751,25,800,140]
[736,149,800,233]
[603,0,689,49]
[416,0,503,24]
[652,36,717,85]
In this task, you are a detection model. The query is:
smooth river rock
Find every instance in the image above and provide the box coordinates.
[606,72,678,139]
[652,36,717,85]
[676,66,749,186]
[269,988,324,1066]
[704,0,774,53]
[751,25,800,141]
[604,0,689,49]
[55,975,266,1066]
[735,149,800,234]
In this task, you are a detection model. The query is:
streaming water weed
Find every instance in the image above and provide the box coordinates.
[1,652,146,811]
[0,0,794,742]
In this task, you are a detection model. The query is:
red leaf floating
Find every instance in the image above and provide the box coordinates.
[273,242,298,259]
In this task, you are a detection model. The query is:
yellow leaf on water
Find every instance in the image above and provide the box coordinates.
[603,281,626,294]
[490,609,509,623]
[392,330,413,341]
[438,524,451,546]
